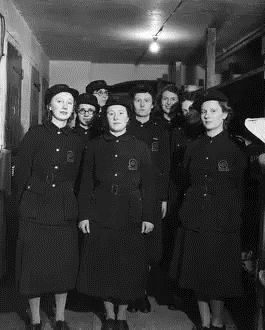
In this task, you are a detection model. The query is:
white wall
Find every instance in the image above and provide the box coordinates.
[0,0,50,147]
[50,61,169,93]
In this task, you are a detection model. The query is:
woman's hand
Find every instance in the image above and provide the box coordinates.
[259,153,265,166]
[78,220,90,234]
[161,201,167,219]
[141,221,154,234]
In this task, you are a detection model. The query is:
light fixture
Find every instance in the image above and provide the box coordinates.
[149,36,160,53]
[135,0,184,65]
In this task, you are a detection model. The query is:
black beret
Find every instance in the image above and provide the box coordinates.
[45,84,79,106]
[196,90,228,110]
[129,84,155,100]
[104,98,133,118]
[76,93,100,111]
[86,80,109,94]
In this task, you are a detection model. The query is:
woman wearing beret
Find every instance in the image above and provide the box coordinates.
[85,80,110,137]
[74,93,101,143]
[15,84,83,330]
[85,80,109,110]
[173,91,247,330]
[77,99,155,330]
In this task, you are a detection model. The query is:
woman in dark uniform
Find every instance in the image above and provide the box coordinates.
[15,84,83,330]
[77,98,155,330]
[174,90,247,330]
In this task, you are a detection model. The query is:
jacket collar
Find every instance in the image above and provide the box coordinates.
[44,120,72,135]
[205,129,228,142]
[103,131,131,142]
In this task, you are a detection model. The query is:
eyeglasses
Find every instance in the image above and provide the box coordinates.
[78,109,95,116]
[93,90,109,97]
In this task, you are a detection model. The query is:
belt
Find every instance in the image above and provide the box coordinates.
[96,184,139,196]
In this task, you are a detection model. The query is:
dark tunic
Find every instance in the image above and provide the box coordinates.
[127,117,171,262]
[15,121,83,296]
[77,132,155,303]
[72,124,99,195]
[173,130,247,298]
[167,120,204,267]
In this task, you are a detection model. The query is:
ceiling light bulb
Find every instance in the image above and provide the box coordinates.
[149,39,160,53]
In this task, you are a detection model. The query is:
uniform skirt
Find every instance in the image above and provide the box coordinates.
[16,221,79,297]
[177,229,243,299]
[77,221,149,304]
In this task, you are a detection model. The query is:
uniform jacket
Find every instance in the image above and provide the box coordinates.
[170,121,204,196]
[78,132,155,229]
[127,117,170,201]
[180,130,247,233]
[72,123,99,194]
[14,120,84,225]
[73,122,101,143]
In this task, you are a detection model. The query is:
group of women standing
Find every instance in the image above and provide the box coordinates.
[14,80,250,330]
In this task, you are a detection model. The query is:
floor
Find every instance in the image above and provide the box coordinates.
[0,298,239,330]
[0,274,239,330]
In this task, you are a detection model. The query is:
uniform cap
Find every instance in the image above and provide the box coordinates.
[76,93,100,111]
[196,90,228,110]
[104,97,133,118]
[45,84,79,105]
[129,83,155,100]
[86,80,109,94]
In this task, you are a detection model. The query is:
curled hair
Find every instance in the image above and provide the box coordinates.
[156,84,180,107]
[154,84,181,117]
[219,101,233,130]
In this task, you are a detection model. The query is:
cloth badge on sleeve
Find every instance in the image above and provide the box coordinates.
[128,159,138,170]
[67,150,74,163]
[218,160,229,172]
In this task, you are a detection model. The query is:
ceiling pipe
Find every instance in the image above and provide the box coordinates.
[216,24,265,63]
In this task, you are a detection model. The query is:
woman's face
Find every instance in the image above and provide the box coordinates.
[133,92,153,118]
[161,90,179,114]
[201,100,227,132]
[49,92,74,123]
[93,89,109,107]
[107,105,129,133]
[77,104,96,126]
[181,100,193,117]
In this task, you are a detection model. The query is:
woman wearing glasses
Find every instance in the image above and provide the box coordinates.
[73,93,101,200]
[86,80,109,110]
[85,80,110,136]
[74,93,100,142]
